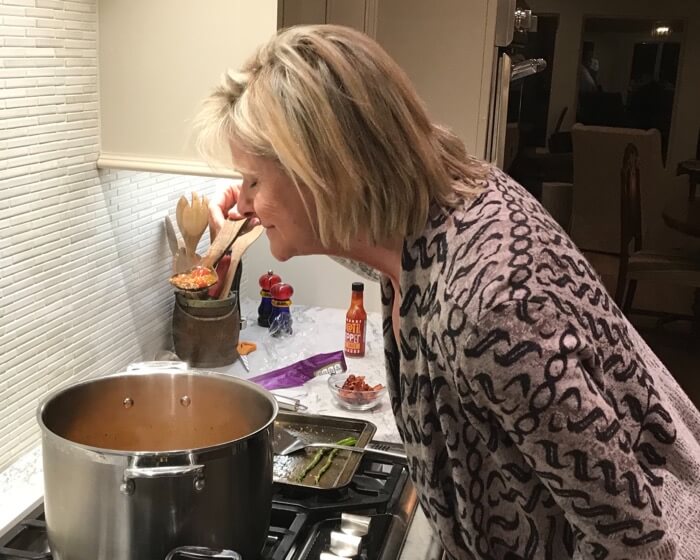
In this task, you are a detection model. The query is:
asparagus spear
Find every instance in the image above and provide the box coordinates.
[296,448,325,482]
[296,436,358,483]
[314,436,358,485]
[314,449,340,485]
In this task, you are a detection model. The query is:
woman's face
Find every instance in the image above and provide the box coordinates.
[231,140,322,262]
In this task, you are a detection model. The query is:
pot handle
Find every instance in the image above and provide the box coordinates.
[124,463,205,479]
[126,360,189,373]
[124,453,204,480]
[122,453,206,495]
[165,546,241,560]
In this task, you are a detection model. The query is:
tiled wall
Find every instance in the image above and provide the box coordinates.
[0,0,224,470]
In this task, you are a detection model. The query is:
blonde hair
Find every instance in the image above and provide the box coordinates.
[195,24,485,250]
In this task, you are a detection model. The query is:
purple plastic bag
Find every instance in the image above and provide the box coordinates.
[249,350,347,390]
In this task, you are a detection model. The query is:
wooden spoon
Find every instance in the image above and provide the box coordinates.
[176,218,251,298]
[164,216,184,256]
[175,196,188,244]
[200,218,250,270]
[219,224,264,299]
[174,195,196,270]
[181,192,209,266]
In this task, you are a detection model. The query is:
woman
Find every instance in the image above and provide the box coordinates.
[196,25,700,559]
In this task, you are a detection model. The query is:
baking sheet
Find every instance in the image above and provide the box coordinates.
[273,411,376,489]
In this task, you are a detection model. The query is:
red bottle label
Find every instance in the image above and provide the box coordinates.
[344,318,366,357]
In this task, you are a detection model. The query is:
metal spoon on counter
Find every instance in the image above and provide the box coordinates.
[272,394,308,413]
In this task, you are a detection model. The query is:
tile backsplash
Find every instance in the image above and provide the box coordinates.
[0,0,224,470]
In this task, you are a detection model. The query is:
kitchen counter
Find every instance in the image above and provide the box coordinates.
[210,300,400,443]
[0,300,437,558]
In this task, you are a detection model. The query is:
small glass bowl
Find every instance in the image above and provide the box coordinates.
[327,373,387,411]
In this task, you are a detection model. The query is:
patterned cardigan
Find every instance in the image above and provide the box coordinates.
[375,168,700,559]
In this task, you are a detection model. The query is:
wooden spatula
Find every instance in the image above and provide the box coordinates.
[175,196,188,243]
[164,216,183,256]
[200,218,249,270]
[219,224,264,299]
[174,195,197,271]
[181,192,209,265]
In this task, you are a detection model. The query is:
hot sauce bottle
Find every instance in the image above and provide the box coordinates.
[344,282,367,357]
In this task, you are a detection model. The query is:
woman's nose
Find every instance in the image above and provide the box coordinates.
[237,182,256,218]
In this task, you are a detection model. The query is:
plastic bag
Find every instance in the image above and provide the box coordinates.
[249,350,346,390]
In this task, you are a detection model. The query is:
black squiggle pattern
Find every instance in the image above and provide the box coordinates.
[381,167,700,559]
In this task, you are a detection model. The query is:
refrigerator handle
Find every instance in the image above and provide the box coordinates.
[495,0,516,47]
[489,52,512,169]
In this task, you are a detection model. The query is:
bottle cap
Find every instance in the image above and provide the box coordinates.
[352,282,364,292]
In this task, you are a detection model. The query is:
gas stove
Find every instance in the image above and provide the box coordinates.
[0,442,418,560]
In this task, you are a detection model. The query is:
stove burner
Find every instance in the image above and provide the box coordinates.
[0,445,415,560]
[0,516,50,559]
[299,514,393,560]
[0,507,307,560]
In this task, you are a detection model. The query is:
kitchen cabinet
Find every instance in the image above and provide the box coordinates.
[97,0,278,178]
[373,0,497,159]
[280,0,378,37]
[280,0,497,159]
[97,0,498,177]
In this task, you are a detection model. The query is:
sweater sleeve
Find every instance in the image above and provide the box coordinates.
[458,299,676,559]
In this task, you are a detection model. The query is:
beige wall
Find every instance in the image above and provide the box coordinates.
[529,0,700,170]
[98,0,278,176]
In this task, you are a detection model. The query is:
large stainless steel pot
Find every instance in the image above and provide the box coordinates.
[36,362,278,560]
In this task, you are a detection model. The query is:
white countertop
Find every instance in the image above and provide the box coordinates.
[209,301,400,443]
[0,300,435,557]
[0,445,43,540]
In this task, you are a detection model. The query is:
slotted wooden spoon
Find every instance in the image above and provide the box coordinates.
[218,224,264,299]
[200,218,250,270]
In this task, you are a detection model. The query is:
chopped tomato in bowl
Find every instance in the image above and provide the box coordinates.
[327,373,387,411]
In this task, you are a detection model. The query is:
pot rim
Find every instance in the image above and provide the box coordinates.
[35,369,279,457]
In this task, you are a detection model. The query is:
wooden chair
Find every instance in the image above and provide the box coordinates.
[570,125,673,293]
[614,143,700,314]
[571,125,669,258]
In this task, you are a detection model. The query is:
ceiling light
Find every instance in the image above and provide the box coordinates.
[652,25,671,37]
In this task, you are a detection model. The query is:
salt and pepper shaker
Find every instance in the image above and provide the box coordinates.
[258,270,282,327]
[269,282,294,337]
